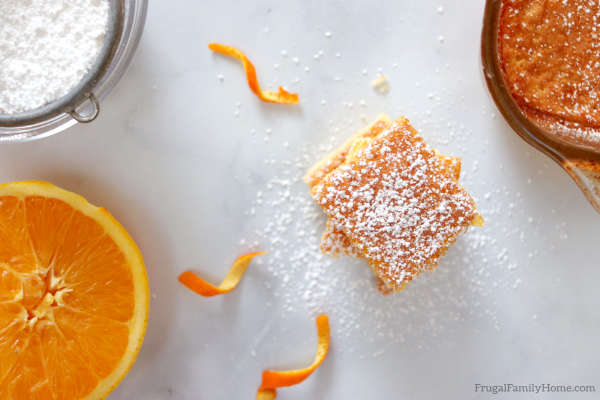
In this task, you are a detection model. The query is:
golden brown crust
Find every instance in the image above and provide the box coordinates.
[498,0,600,150]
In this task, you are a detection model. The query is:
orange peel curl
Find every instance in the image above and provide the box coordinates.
[256,315,330,399]
[178,251,266,297]
[208,43,299,104]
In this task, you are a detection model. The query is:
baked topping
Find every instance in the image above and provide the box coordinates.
[499,0,600,149]
[320,152,463,258]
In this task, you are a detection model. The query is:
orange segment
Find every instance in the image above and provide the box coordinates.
[0,196,38,273]
[24,195,75,272]
[178,251,266,297]
[54,231,135,323]
[0,313,30,392]
[208,43,299,104]
[0,181,149,400]
[257,315,330,399]
[37,320,99,398]
[0,265,22,302]
[53,307,131,379]
[5,333,54,400]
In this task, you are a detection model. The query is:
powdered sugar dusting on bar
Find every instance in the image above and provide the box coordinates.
[320,219,361,257]
[320,151,462,260]
[311,120,477,289]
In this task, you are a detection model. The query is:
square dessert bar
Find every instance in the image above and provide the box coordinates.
[308,116,482,292]
[319,149,463,259]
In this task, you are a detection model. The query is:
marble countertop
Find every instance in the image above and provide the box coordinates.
[1,1,599,399]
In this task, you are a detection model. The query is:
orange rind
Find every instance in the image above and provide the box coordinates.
[256,315,330,399]
[178,251,266,297]
[209,43,298,104]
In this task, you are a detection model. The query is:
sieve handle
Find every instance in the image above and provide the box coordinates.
[69,93,100,123]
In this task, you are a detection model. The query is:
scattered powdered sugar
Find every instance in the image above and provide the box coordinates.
[240,135,523,352]
[0,0,110,114]
[231,21,542,353]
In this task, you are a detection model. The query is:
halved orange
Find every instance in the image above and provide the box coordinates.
[0,181,149,400]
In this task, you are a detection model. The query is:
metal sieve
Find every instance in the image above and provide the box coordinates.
[0,0,147,141]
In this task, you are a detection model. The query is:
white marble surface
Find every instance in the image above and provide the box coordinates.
[2,1,600,399]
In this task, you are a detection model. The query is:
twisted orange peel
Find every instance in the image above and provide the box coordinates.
[208,43,299,104]
[256,315,330,399]
[178,251,266,297]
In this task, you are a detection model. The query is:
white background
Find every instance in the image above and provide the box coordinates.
[1,1,599,399]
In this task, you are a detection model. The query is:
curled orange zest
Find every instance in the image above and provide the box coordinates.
[256,315,330,399]
[178,251,266,297]
[208,43,299,104]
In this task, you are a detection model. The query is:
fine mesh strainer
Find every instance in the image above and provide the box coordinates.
[0,0,147,142]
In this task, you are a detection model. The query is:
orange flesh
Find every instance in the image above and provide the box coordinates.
[0,194,135,399]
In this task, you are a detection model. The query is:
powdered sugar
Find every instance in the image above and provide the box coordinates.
[0,0,110,114]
